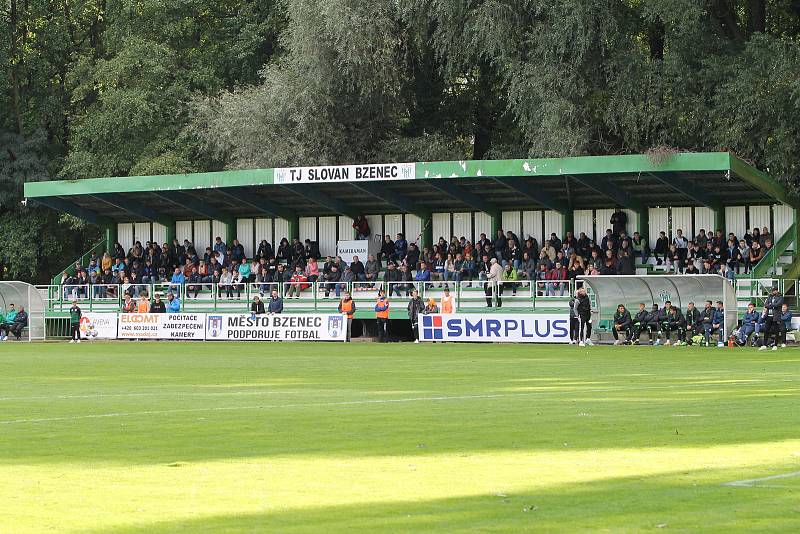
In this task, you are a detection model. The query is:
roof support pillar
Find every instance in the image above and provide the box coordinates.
[287,216,300,241]
[562,210,574,240]
[103,224,117,249]
[715,208,726,235]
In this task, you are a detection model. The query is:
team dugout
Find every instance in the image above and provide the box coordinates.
[25,152,800,322]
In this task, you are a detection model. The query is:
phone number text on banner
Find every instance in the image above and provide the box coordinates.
[419,313,570,343]
[205,314,347,342]
[117,313,206,340]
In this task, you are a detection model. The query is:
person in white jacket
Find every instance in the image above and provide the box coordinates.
[484,258,504,307]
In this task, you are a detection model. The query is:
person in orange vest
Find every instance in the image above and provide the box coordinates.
[338,291,356,341]
[374,289,390,342]
[137,292,151,313]
[440,287,455,314]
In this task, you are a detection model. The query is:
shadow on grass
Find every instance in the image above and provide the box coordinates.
[88,466,800,534]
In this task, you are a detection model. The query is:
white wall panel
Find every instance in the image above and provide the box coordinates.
[474,212,492,243]
[595,209,615,237]
[274,218,290,242]
[501,211,521,237]
[452,212,472,240]
[405,214,422,245]
[648,208,669,245]
[175,221,192,246]
[237,218,254,257]
[338,216,353,241]
[196,220,212,252]
[384,214,403,239]
[543,211,562,241]
[432,212,451,243]
[774,204,793,241]
[255,218,273,247]
[670,207,692,239]
[573,210,593,240]
[365,214,383,241]
[749,205,771,233]
[152,223,168,247]
[694,207,715,236]
[522,210,543,244]
[133,222,151,245]
[318,216,337,257]
[725,206,746,240]
[117,223,133,251]
[299,217,317,243]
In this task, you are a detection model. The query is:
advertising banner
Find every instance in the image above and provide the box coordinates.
[337,240,369,264]
[205,314,347,342]
[79,313,118,340]
[418,313,570,343]
[117,313,206,340]
[274,163,415,184]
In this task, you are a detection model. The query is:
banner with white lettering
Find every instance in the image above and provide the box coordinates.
[79,313,118,340]
[337,240,369,264]
[274,163,415,184]
[117,313,206,340]
[418,313,570,343]
[205,314,347,342]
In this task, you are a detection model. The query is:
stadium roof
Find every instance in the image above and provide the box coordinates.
[23,152,799,225]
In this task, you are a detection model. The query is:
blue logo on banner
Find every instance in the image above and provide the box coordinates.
[422,315,444,340]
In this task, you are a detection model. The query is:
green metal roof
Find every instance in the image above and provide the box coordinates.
[23,152,800,224]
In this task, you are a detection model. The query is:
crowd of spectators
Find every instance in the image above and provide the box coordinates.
[57,215,775,302]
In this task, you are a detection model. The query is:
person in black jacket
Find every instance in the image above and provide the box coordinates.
[662,306,686,345]
[698,300,715,346]
[407,290,424,343]
[151,293,167,313]
[684,301,700,345]
[630,303,651,344]
[612,304,632,345]
[251,295,266,315]
[576,288,593,346]
[759,287,784,350]
[653,231,669,265]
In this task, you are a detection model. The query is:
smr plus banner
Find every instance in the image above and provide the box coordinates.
[419,313,570,343]
[117,313,206,340]
[205,314,347,342]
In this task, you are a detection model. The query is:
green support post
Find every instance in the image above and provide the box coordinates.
[637,209,649,241]
[715,208,726,236]
[224,219,237,246]
[103,224,117,249]
[165,222,176,245]
[287,216,300,241]
[490,212,501,238]
[421,213,433,249]
[562,210,574,238]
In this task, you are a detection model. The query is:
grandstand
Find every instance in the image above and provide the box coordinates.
[23,151,800,336]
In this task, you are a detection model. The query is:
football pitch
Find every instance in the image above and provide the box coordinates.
[1,343,799,533]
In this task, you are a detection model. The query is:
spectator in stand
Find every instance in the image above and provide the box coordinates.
[547,261,567,296]
[186,267,201,298]
[587,250,602,275]
[384,262,401,296]
[749,240,763,267]
[213,237,226,263]
[521,252,537,281]
[338,267,353,297]
[737,302,759,345]
[540,240,557,262]
[601,250,616,275]
[502,262,519,296]
[738,239,751,273]
[695,229,708,249]
[220,267,233,298]
[461,253,476,282]
[616,249,635,275]
[493,229,508,262]
[261,239,276,261]
[360,254,378,288]
[323,264,341,298]
[405,243,421,269]
[547,232,562,253]
[653,231,669,265]
[610,209,627,235]
[600,229,616,253]
[631,232,648,264]
[394,233,408,261]
[268,289,283,314]
[444,253,459,287]
[352,216,370,239]
[276,238,290,262]
[431,253,446,285]
[725,239,741,273]
[666,244,681,273]
[304,239,320,260]
[684,262,700,275]
[170,266,185,292]
[305,257,320,284]
[415,261,432,290]
[673,229,689,266]
[286,265,309,298]
[379,235,395,264]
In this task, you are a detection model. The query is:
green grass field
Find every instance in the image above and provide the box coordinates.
[1,342,800,533]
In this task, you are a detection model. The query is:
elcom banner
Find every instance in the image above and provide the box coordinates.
[205,314,347,342]
[117,313,206,340]
[419,313,570,343]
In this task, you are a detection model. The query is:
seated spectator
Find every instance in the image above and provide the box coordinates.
[567,252,585,280]
[749,241,763,266]
[256,239,274,260]
[304,239,321,260]
[305,257,320,284]
[405,243,421,269]
[738,240,751,273]
[415,261,432,290]
[612,304,632,345]
[394,233,409,260]
[779,303,793,347]
[502,263,520,295]
[349,255,366,283]
[285,265,309,298]
[220,267,233,298]
[398,264,413,296]
[276,238,291,262]
[587,250,602,275]
[384,262,401,296]
[684,262,700,275]
[230,270,243,298]
[323,264,341,298]
[546,262,567,296]
[631,232,648,263]
[268,289,283,314]
[666,244,681,273]
[521,252,537,280]
[738,302,759,345]
[364,255,380,288]
[187,267,202,298]
[380,235,395,263]
[653,231,668,265]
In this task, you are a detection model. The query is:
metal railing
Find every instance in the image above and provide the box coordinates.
[50,238,108,286]
[751,223,795,279]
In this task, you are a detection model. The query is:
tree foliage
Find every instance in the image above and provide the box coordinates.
[3,0,800,281]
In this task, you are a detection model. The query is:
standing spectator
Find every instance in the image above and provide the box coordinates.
[304,239,320,260]
[440,287,455,314]
[610,209,627,235]
[213,237,227,264]
[338,267,354,297]
[407,290,424,343]
[394,233,408,260]
[137,293,151,313]
[384,263,401,296]
[576,288,592,346]
[170,267,185,294]
[251,295,266,315]
[151,293,166,313]
[352,216,370,239]
[68,299,82,343]
[759,287,783,350]
[485,258,504,307]
[256,239,274,261]
[374,289,390,342]
[268,289,283,314]
[122,294,136,313]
